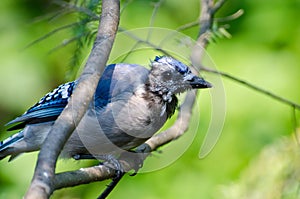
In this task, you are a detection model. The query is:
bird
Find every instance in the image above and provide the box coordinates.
[0,56,211,163]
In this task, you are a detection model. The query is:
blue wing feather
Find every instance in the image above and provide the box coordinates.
[94,64,116,108]
[6,63,149,130]
[6,81,77,129]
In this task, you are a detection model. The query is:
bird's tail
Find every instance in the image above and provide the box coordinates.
[0,131,24,161]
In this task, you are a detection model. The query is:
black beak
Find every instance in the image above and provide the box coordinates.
[188,76,212,89]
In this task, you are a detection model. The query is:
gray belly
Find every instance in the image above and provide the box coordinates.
[62,98,167,158]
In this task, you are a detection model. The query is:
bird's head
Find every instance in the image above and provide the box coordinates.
[148,56,212,102]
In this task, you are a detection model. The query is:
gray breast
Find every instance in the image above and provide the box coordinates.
[62,83,168,158]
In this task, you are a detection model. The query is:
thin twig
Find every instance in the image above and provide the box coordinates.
[200,66,300,110]
[97,172,125,199]
[147,0,163,41]
[53,0,100,20]
[119,41,144,62]
[177,20,200,31]
[30,8,72,24]
[23,22,81,50]
[120,0,133,15]
[149,0,163,27]
[215,9,244,23]
[118,27,171,56]
[48,34,85,54]
[212,0,226,14]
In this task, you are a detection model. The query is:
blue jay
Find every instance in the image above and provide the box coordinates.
[0,56,211,162]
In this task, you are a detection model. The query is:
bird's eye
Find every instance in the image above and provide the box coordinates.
[162,71,172,81]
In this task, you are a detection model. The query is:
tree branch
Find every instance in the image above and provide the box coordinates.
[192,0,223,64]
[25,0,120,198]
[45,0,224,194]
[8,0,299,197]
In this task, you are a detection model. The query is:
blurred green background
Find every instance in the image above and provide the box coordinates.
[0,0,300,198]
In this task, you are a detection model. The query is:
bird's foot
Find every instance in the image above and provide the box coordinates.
[72,154,124,177]
[98,154,122,172]
[119,150,147,176]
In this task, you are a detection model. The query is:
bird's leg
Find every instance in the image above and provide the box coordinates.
[122,143,152,175]
[119,150,146,176]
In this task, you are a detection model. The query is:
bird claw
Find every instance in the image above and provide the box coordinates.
[119,150,146,175]
[102,155,124,173]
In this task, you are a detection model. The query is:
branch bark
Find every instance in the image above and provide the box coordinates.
[25,0,120,198]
